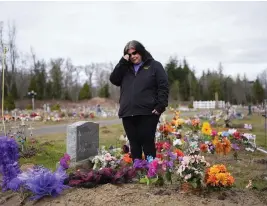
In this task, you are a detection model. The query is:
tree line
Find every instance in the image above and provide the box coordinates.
[166,57,265,105]
[0,21,266,110]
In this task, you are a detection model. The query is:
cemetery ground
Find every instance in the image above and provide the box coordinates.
[1,113,267,205]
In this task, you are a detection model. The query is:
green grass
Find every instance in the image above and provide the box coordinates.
[204,150,267,190]
[230,114,267,148]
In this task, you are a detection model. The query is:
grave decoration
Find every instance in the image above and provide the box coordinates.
[0,109,260,201]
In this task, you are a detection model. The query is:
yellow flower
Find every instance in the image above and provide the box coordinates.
[206,164,235,187]
[212,136,219,145]
[215,173,228,186]
[209,166,220,175]
[201,122,212,135]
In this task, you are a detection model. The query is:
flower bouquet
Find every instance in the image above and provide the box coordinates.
[135,151,177,186]
[205,164,235,189]
[176,148,210,189]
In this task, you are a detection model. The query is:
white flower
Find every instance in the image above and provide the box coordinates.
[184,174,192,180]
[173,138,183,146]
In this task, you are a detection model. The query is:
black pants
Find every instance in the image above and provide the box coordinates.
[122,115,160,160]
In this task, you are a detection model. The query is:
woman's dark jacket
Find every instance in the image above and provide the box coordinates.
[109,53,169,118]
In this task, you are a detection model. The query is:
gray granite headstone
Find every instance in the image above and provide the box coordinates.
[67,121,99,163]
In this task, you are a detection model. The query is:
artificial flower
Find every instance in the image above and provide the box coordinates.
[205,164,234,188]
[123,153,132,164]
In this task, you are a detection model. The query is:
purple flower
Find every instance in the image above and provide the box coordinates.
[147,166,157,178]
[59,153,70,169]
[26,171,68,200]
[133,159,148,169]
[232,143,240,151]
[0,136,21,191]
[167,151,177,161]
[166,160,173,168]
[17,166,69,200]
[7,177,22,191]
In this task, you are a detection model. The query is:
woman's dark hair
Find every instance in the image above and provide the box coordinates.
[123,40,153,60]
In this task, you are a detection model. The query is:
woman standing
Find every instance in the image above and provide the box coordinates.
[109,40,169,160]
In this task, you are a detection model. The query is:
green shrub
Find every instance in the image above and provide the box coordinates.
[26,104,32,110]
[188,103,194,109]
[51,103,61,111]
[4,94,15,111]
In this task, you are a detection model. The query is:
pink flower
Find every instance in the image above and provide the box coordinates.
[162,142,171,150]
[104,153,113,161]
[211,130,217,136]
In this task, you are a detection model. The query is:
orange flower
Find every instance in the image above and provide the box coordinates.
[171,119,178,126]
[217,164,227,173]
[191,119,200,127]
[200,143,208,152]
[123,154,132,164]
[206,174,217,186]
[215,141,223,154]
[222,138,231,155]
[227,173,235,185]
[174,148,184,157]
[214,137,231,155]
[159,123,174,134]
[205,164,234,187]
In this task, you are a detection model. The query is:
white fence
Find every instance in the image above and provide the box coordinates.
[193,101,225,109]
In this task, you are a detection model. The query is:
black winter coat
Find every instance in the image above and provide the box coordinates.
[109,54,169,118]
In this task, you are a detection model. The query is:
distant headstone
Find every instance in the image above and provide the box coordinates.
[47,104,51,113]
[43,104,47,112]
[67,121,99,163]
[215,92,219,109]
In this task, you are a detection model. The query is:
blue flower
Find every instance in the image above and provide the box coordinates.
[146,156,154,163]
[221,131,229,137]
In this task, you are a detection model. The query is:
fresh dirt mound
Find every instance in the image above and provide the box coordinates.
[1,184,266,206]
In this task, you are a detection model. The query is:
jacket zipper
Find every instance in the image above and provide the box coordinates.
[131,60,149,116]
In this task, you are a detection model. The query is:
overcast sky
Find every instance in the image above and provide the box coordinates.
[0,1,267,80]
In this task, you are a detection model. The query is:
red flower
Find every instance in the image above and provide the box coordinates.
[156,153,163,159]
[162,142,171,150]
[233,132,241,140]
[155,142,163,152]
[200,143,208,152]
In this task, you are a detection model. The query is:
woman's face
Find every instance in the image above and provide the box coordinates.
[127,48,142,64]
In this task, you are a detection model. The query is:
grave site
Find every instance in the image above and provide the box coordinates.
[0,106,267,206]
[1,2,267,205]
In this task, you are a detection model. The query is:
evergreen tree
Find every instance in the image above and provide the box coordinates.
[79,82,92,100]
[253,78,265,104]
